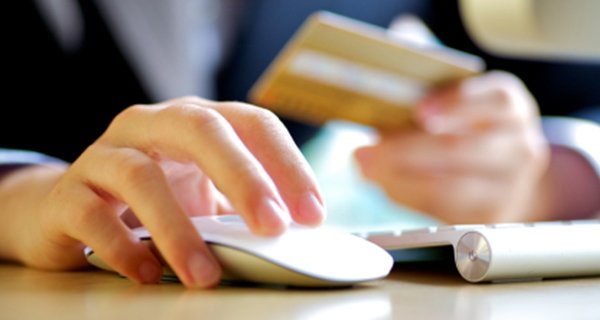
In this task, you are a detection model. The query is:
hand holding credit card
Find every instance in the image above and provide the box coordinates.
[249,11,486,129]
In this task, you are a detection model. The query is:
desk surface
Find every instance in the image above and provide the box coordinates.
[2,262,600,320]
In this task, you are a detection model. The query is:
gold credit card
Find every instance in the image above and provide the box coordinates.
[249,11,486,129]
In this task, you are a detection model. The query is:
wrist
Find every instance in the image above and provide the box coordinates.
[0,164,67,264]
[530,117,600,220]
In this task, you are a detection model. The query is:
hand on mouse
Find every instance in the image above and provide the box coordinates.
[0,96,325,288]
[354,71,550,223]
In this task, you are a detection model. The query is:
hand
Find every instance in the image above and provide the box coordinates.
[354,72,550,223]
[0,97,325,288]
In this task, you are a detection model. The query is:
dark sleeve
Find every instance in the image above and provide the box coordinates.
[3,1,150,162]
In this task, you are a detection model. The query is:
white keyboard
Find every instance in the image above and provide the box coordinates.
[358,219,600,283]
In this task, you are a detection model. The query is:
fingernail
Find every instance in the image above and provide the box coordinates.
[354,147,373,164]
[417,97,442,122]
[138,260,162,284]
[256,198,290,235]
[187,252,220,288]
[296,192,326,226]
[423,115,465,135]
[423,114,446,133]
[418,96,461,134]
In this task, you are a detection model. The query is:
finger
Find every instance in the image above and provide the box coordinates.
[355,131,522,178]
[158,160,218,216]
[370,170,518,223]
[355,134,537,223]
[53,178,163,284]
[214,187,236,214]
[415,71,539,134]
[71,144,222,288]
[102,100,296,235]
[202,100,325,226]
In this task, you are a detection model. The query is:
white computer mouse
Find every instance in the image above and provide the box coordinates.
[84,215,393,287]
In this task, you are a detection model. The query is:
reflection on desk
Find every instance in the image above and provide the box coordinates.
[2,262,600,320]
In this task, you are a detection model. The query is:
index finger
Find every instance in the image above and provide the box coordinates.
[101,100,293,236]
[183,98,326,227]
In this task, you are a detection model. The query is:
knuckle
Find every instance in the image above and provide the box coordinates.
[225,101,280,122]
[66,194,111,234]
[113,104,148,126]
[485,71,532,104]
[103,105,151,139]
[162,103,228,131]
[114,150,163,188]
[189,107,227,129]
[242,106,286,134]
[178,95,204,103]
[247,105,279,123]
[183,95,213,105]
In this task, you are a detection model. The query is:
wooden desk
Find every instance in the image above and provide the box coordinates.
[2,262,600,320]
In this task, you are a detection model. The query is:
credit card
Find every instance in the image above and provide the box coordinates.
[249,11,486,129]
